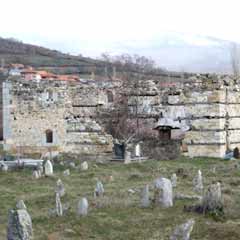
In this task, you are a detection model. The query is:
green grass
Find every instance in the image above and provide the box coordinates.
[0,157,240,239]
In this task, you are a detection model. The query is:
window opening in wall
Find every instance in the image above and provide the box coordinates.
[107,91,114,103]
[46,129,53,143]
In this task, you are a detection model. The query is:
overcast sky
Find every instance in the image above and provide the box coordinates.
[0,0,239,56]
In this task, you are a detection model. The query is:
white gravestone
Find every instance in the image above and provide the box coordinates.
[2,163,8,172]
[63,169,70,176]
[32,170,39,179]
[135,144,141,157]
[95,180,104,197]
[80,161,88,171]
[44,160,53,176]
[154,177,173,208]
[77,198,89,216]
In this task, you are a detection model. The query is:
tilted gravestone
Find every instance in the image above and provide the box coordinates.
[7,203,33,240]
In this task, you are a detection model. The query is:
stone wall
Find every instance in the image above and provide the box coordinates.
[2,79,113,155]
[3,73,240,159]
[126,75,240,158]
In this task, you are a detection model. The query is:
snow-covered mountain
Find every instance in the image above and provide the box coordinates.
[111,32,235,74]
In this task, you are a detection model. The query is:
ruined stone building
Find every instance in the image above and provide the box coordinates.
[126,74,240,158]
[1,73,240,159]
[2,78,114,156]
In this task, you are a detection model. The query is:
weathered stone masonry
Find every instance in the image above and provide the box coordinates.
[128,75,240,158]
[2,74,240,158]
[2,79,113,155]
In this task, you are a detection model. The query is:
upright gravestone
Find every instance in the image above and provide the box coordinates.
[56,179,65,197]
[95,180,104,197]
[44,160,53,176]
[2,163,8,172]
[56,193,63,216]
[77,198,89,216]
[124,151,131,164]
[7,205,33,240]
[140,185,150,208]
[69,162,76,168]
[170,219,195,240]
[135,144,141,157]
[80,161,88,171]
[63,169,70,176]
[202,182,222,212]
[193,170,203,193]
[171,173,177,188]
[154,177,173,208]
[32,170,39,179]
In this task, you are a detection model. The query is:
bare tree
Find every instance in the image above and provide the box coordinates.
[100,53,158,143]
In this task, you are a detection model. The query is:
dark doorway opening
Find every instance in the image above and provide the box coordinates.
[158,128,171,141]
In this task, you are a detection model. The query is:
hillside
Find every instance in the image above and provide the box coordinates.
[0,37,169,76]
[0,37,100,74]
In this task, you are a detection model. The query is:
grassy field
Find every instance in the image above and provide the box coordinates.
[0,157,240,239]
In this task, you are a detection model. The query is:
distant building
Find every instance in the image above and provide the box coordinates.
[9,63,25,76]
[9,68,22,76]
[21,70,42,82]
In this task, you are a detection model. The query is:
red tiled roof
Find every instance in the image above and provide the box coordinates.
[10,63,24,69]
[57,75,79,81]
[21,69,37,74]
[36,71,57,78]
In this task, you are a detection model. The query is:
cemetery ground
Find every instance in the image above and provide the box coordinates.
[1,157,240,239]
